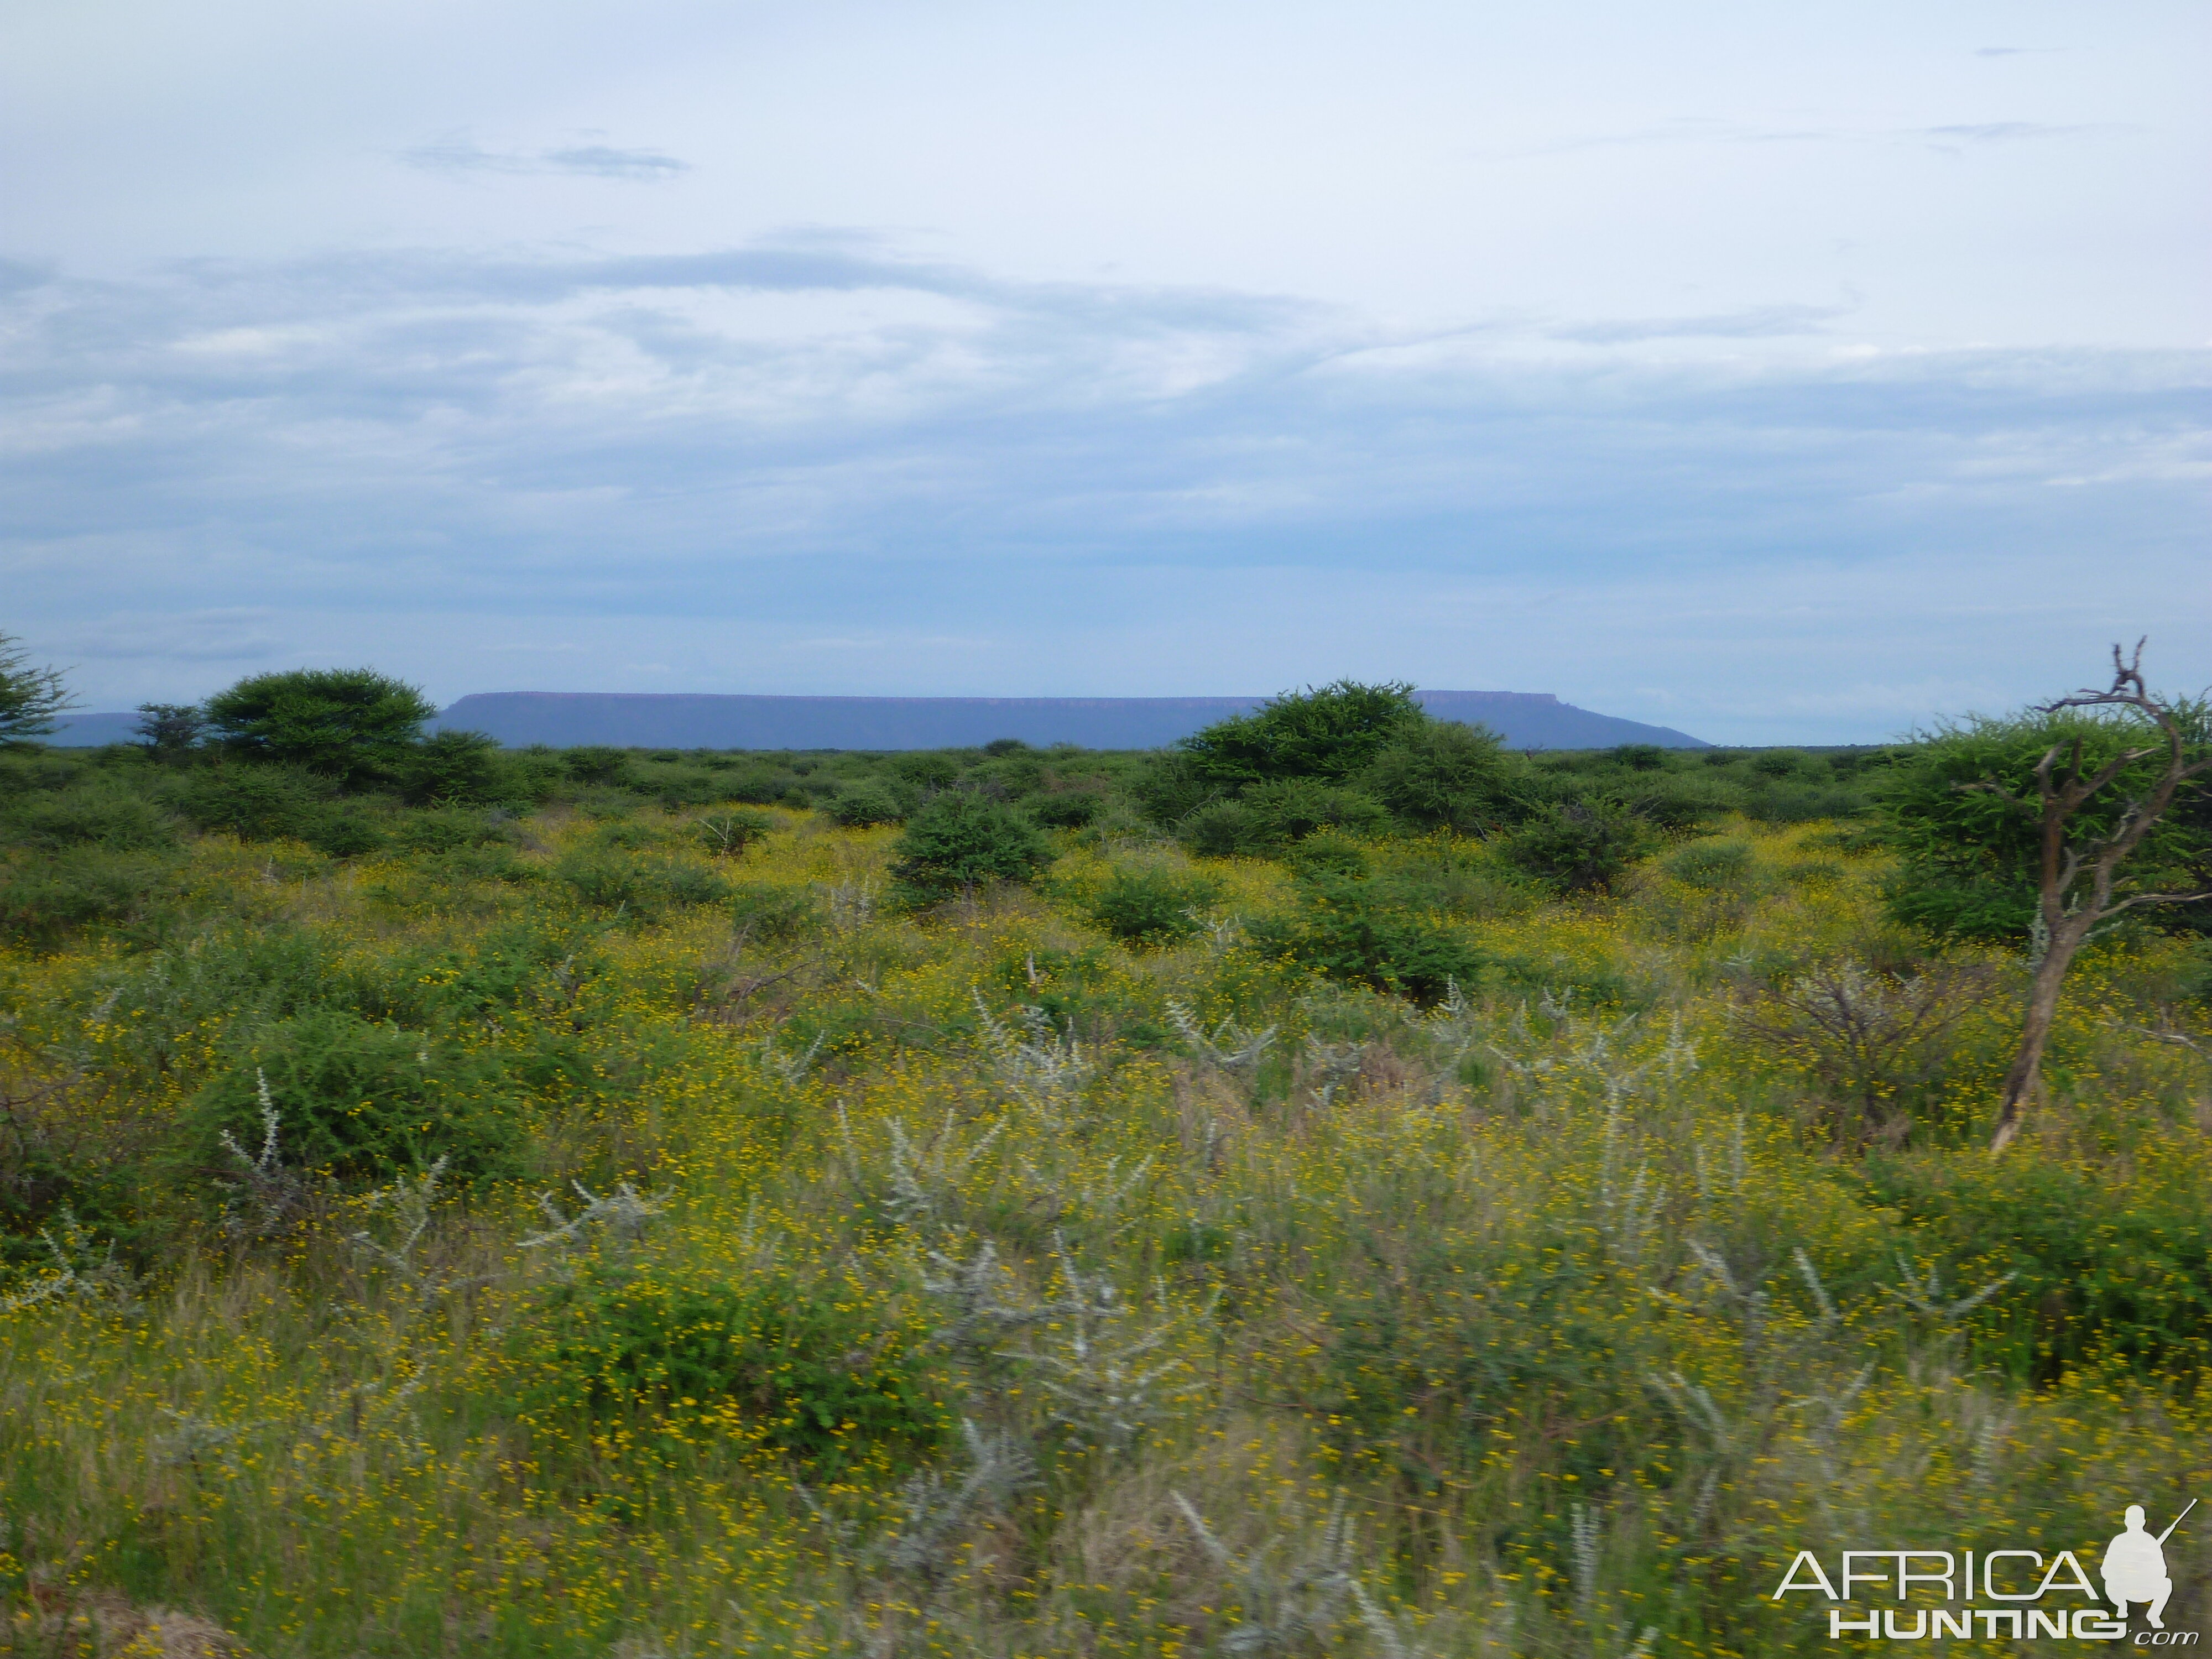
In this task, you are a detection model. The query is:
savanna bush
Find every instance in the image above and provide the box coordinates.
[554,852,731,919]
[888,793,1052,904]
[3,782,179,852]
[1249,870,1486,1001]
[0,848,177,946]
[1499,800,1656,893]
[826,782,910,827]
[729,881,822,941]
[1362,719,1511,831]
[1662,837,1756,890]
[515,1267,948,1473]
[203,667,437,786]
[1086,864,1222,946]
[187,1009,525,1186]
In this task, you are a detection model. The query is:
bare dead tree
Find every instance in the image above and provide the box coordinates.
[1979,642,2212,1151]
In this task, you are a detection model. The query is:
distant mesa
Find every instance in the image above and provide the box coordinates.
[432,690,1708,751]
[45,690,1708,752]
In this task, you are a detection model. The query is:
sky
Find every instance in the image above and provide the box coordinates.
[2,0,2207,744]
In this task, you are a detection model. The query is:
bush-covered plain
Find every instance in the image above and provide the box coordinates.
[1,685,2209,1656]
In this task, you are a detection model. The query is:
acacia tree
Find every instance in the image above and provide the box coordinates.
[1970,644,2211,1150]
[0,632,76,747]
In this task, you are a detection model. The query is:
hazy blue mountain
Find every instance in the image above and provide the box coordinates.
[425,690,1708,750]
[40,712,142,747]
[44,690,1708,752]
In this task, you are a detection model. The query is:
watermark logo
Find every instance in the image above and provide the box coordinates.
[1773,1500,2196,1644]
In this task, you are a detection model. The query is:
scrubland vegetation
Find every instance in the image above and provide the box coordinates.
[2,660,2209,1656]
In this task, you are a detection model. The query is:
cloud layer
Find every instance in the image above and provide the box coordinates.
[3,237,2204,742]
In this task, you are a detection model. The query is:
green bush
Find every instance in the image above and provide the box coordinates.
[394,807,513,854]
[1030,790,1104,828]
[888,793,1052,903]
[1662,838,1756,890]
[518,1267,948,1472]
[1361,720,1510,831]
[170,764,335,841]
[729,881,821,942]
[398,729,516,806]
[554,853,731,919]
[696,809,775,858]
[1087,865,1222,946]
[1180,680,1423,785]
[3,784,178,852]
[1241,779,1390,845]
[0,849,176,946]
[1250,872,1486,1001]
[187,1009,525,1185]
[825,783,910,827]
[203,667,436,786]
[1499,800,1656,893]
[1177,799,1264,857]
[562,747,634,786]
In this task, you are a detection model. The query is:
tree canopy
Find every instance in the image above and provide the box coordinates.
[203,668,438,786]
[0,632,75,747]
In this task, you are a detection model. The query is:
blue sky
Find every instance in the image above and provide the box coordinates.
[2,0,2206,743]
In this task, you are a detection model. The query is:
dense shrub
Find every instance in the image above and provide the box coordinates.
[1873,709,2210,945]
[729,881,822,941]
[3,784,178,852]
[394,807,513,854]
[1500,800,1656,893]
[169,764,335,842]
[1029,790,1103,828]
[1180,680,1423,785]
[203,668,437,786]
[888,794,1053,902]
[187,1009,525,1185]
[397,728,515,806]
[1662,837,1755,890]
[1250,871,1486,1001]
[0,848,177,946]
[518,1267,948,1472]
[1086,865,1222,946]
[695,808,774,858]
[562,746,634,786]
[825,783,910,827]
[554,852,731,918]
[1361,719,1510,831]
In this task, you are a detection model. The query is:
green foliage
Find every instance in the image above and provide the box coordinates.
[0,631,75,746]
[1863,1151,2212,1381]
[888,793,1053,902]
[519,1268,947,1472]
[1085,865,1222,946]
[1662,837,1755,890]
[1250,870,1486,1001]
[398,729,516,806]
[1178,680,1424,785]
[562,746,633,786]
[1361,719,1509,831]
[825,782,910,827]
[170,764,335,841]
[1176,781,1388,855]
[1499,799,1657,893]
[728,881,822,942]
[3,782,178,852]
[203,668,438,786]
[1874,710,2212,943]
[132,702,207,763]
[187,1009,525,1185]
[695,809,775,858]
[393,808,513,855]
[1028,790,1103,828]
[0,848,177,947]
[554,853,731,919]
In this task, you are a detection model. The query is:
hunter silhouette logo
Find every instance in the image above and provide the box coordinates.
[1773,1498,2198,1642]
[2105,1501,2193,1631]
